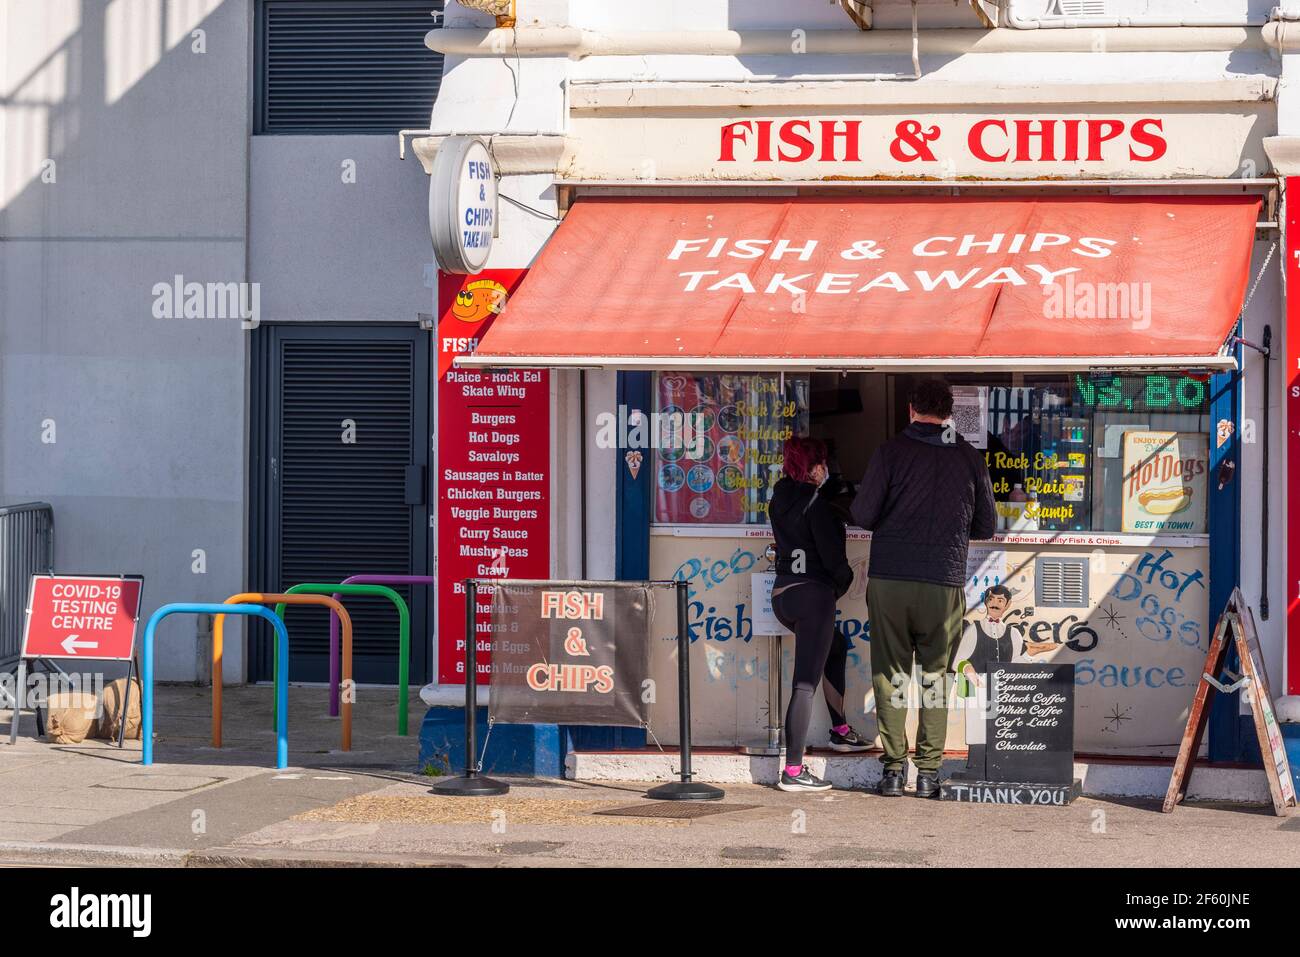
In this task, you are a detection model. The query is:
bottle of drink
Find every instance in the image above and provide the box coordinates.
[1009,483,1032,531]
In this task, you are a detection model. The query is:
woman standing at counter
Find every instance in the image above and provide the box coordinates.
[769,437,860,793]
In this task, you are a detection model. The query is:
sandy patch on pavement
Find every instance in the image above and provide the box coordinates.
[294,795,688,827]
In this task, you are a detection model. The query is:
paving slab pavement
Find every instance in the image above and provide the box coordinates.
[209,778,1300,868]
[0,684,1296,868]
[0,684,426,857]
[67,770,395,850]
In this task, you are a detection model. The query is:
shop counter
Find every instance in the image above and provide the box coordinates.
[646,526,1210,758]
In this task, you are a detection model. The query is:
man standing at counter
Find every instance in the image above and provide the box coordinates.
[851,379,997,798]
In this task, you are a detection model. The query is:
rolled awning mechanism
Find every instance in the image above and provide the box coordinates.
[1225,240,1278,358]
[1229,335,1271,356]
[457,354,1238,373]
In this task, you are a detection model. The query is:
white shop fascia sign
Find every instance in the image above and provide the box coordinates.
[562,109,1273,181]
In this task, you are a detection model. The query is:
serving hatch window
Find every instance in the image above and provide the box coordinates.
[652,369,1211,536]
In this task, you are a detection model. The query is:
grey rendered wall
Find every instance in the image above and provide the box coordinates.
[249,135,434,323]
[1,0,251,681]
[247,132,436,680]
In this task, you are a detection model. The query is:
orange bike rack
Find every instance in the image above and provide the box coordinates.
[213,592,354,751]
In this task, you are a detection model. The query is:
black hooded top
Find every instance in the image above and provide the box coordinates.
[769,476,854,599]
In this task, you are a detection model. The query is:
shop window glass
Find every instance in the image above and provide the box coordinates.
[970,373,1212,534]
[653,373,810,524]
[653,370,1210,534]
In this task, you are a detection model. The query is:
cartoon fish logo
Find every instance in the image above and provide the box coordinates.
[452,279,508,323]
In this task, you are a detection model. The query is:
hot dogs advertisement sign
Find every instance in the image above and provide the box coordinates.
[1121,431,1208,534]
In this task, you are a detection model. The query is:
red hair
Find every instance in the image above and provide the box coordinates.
[782,437,827,483]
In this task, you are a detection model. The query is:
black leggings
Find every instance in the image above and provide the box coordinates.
[772,582,849,767]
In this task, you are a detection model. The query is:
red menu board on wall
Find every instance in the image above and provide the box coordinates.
[436,270,550,684]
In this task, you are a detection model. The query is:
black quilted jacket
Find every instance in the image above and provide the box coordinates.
[850,422,997,588]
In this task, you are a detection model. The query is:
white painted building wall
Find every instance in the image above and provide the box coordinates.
[424,2,1290,735]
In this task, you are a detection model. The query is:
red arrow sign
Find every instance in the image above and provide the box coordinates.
[22,576,143,662]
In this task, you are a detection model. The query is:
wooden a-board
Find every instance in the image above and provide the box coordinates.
[1162,588,1296,815]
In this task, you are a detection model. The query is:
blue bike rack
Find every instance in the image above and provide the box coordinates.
[142,602,290,768]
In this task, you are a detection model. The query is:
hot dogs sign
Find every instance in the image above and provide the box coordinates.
[1121,431,1208,533]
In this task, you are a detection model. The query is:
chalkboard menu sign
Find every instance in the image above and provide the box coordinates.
[942,662,1081,805]
[985,663,1075,785]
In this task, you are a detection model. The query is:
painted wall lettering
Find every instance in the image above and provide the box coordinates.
[649,536,1208,752]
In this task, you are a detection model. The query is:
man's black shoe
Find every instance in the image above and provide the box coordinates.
[915,772,941,798]
[878,769,905,797]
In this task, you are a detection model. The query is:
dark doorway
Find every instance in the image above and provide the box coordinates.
[249,324,430,686]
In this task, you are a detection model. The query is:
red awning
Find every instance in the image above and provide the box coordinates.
[459,195,1260,371]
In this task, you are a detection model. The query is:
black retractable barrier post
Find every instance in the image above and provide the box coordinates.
[430,578,510,796]
[646,580,725,801]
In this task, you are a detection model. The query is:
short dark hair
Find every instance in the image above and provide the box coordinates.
[983,584,1013,603]
[909,378,954,419]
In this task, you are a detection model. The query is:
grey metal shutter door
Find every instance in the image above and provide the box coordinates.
[258,1,445,134]
[263,329,429,685]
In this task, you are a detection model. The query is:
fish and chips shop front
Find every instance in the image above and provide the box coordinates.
[413,37,1289,785]
[450,186,1265,778]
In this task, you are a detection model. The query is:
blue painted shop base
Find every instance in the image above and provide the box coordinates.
[1282,723,1300,794]
[419,707,562,777]
[418,707,647,778]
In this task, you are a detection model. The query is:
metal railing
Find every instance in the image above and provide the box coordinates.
[0,503,54,668]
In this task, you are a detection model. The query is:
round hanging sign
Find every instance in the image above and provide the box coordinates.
[430,135,498,274]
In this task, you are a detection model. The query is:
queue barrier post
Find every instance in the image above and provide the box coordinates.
[143,603,290,769]
[329,576,422,731]
[430,578,509,796]
[218,592,354,751]
[646,580,726,801]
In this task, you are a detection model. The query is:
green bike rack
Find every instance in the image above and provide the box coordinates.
[272,582,411,736]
